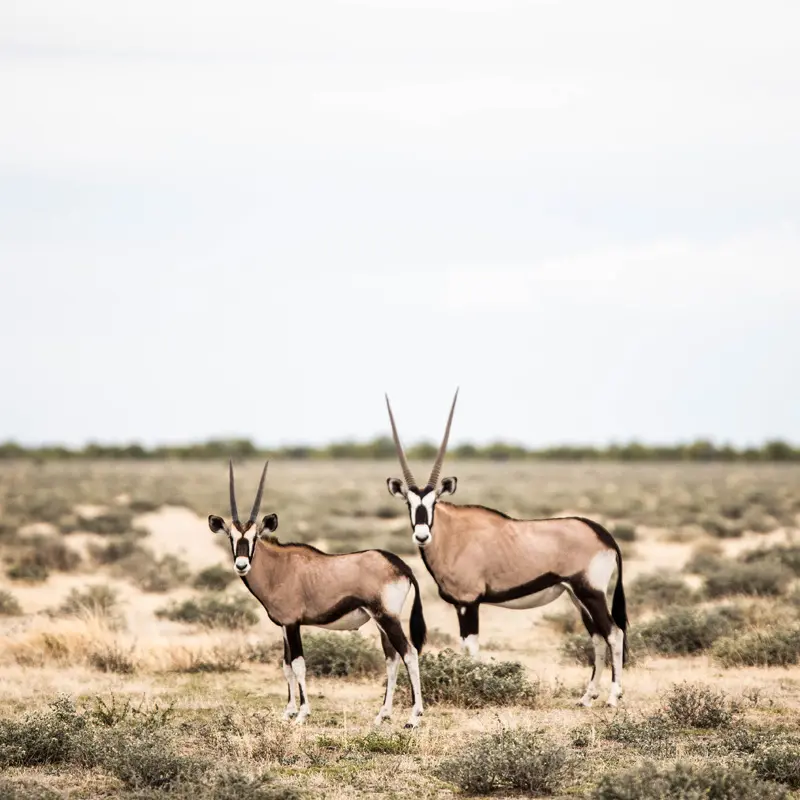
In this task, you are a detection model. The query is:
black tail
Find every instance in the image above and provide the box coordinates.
[409,574,427,654]
[611,549,629,665]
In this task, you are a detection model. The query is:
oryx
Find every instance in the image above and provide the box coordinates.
[208,460,427,727]
[383,391,629,707]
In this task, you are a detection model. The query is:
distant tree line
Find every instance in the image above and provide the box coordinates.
[0,437,799,462]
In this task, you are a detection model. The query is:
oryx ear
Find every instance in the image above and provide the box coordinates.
[387,478,406,499]
[208,515,229,534]
[257,513,278,536]
[437,476,457,497]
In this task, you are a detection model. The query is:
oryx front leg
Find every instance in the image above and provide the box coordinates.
[374,631,401,726]
[281,633,298,720]
[457,604,480,658]
[376,615,423,728]
[285,625,310,724]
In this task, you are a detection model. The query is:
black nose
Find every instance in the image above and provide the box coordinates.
[414,506,428,526]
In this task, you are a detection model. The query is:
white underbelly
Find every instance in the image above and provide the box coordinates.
[491,585,566,610]
[315,608,371,631]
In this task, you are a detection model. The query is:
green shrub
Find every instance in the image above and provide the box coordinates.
[7,535,81,581]
[400,649,540,708]
[638,606,741,655]
[712,627,800,667]
[0,779,60,800]
[174,645,247,673]
[684,544,726,576]
[316,731,416,755]
[88,642,137,674]
[128,552,191,592]
[436,729,575,796]
[629,571,697,609]
[589,761,788,800]
[602,713,678,758]
[0,589,22,616]
[194,564,237,591]
[77,509,135,535]
[663,682,737,728]
[156,595,259,629]
[301,632,384,678]
[89,534,146,564]
[612,522,637,542]
[751,742,800,788]
[704,561,792,598]
[741,544,800,575]
[59,584,120,619]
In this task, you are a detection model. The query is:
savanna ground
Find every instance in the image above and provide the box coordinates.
[1,460,800,798]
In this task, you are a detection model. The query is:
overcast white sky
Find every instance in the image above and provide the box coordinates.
[1,1,798,448]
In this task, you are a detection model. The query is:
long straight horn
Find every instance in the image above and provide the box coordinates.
[385,394,417,488]
[248,460,269,525]
[229,459,240,525]
[427,388,459,488]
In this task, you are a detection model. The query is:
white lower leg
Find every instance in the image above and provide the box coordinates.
[402,648,423,728]
[607,627,624,707]
[374,653,401,725]
[460,634,479,658]
[282,662,298,719]
[580,634,607,707]
[291,656,311,723]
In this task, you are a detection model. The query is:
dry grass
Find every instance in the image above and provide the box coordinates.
[0,460,799,798]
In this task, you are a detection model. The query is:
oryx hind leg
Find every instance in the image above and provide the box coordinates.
[566,588,606,708]
[374,630,401,726]
[284,624,310,723]
[374,614,423,728]
[572,551,624,708]
[281,632,298,720]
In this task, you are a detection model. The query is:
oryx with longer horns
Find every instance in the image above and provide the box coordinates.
[208,460,427,727]
[384,391,629,707]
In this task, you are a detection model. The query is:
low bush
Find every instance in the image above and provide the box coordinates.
[629,571,697,610]
[89,534,146,565]
[684,543,726,576]
[663,682,737,729]
[7,535,81,581]
[638,606,741,656]
[741,544,800,575]
[700,513,747,538]
[77,508,135,535]
[87,641,138,674]
[602,713,678,759]
[58,584,121,622]
[301,632,384,678]
[611,522,637,542]
[156,595,259,629]
[589,761,788,800]
[435,729,575,796]
[194,564,237,591]
[712,627,800,667]
[172,645,247,673]
[0,779,60,800]
[0,589,22,616]
[123,551,192,593]
[400,649,541,708]
[751,742,800,788]
[705,561,793,598]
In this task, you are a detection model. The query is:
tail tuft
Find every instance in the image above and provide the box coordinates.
[409,575,427,653]
[611,550,629,664]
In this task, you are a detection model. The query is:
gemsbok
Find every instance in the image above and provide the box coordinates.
[383,391,629,707]
[208,460,427,727]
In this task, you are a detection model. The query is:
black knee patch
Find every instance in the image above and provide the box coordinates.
[457,605,479,639]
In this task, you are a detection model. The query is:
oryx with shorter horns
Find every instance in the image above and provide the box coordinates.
[208,460,427,727]
[384,391,629,707]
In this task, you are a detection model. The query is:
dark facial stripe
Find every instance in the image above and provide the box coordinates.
[414,506,428,526]
[235,537,250,559]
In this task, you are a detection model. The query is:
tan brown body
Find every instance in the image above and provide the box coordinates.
[420,504,610,604]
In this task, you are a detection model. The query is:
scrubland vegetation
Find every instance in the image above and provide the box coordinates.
[1,459,799,797]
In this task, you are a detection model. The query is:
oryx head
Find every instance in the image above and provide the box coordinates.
[207,460,278,577]
[385,390,458,548]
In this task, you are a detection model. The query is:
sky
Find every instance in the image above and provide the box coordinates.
[1,1,798,449]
